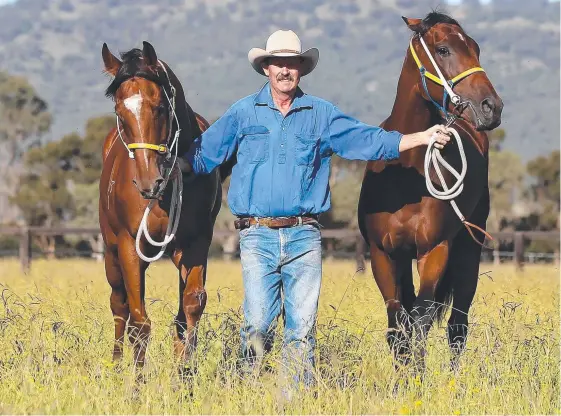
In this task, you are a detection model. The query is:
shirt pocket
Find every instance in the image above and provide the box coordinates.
[295,133,320,166]
[240,126,269,164]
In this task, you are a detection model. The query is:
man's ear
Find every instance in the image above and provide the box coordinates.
[261,60,270,76]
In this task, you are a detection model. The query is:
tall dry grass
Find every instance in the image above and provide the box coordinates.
[0,259,558,414]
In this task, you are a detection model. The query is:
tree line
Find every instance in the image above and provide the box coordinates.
[0,71,558,256]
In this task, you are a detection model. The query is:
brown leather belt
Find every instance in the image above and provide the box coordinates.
[234,215,319,230]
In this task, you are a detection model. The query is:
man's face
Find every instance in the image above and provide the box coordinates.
[263,57,303,95]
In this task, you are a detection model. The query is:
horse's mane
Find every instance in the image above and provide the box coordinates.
[413,11,463,35]
[105,48,167,98]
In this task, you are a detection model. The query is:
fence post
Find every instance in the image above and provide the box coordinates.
[19,227,31,274]
[355,234,366,273]
[514,231,524,270]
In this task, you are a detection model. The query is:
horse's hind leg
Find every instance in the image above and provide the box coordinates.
[412,242,451,372]
[171,241,209,375]
[370,244,412,368]
[105,247,129,362]
[118,233,150,368]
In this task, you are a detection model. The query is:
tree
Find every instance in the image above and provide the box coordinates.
[10,115,113,257]
[0,71,52,165]
[0,71,52,224]
[525,150,560,233]
[487,128,525,231]
[10,142,75,257]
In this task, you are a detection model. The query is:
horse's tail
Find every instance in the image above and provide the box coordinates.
[357,179,370,246]
[434,266,454,324]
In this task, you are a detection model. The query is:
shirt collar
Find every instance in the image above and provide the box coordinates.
[254,82,313,110]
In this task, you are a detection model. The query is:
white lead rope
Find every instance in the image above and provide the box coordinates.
[135,167,182,262]
[424,127,467,222]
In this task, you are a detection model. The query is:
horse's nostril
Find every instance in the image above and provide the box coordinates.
[481,98,495,117]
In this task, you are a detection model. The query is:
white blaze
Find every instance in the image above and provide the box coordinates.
[123,93,143,132]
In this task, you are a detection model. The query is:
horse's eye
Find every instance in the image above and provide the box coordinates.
[437,46,450,57]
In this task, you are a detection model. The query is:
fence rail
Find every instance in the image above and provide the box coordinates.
[0,226,558,273]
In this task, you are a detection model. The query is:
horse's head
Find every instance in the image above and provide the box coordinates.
[403,12,503,131]
[103,41,178,199]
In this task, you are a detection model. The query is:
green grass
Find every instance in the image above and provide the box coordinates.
[0,259,558,414]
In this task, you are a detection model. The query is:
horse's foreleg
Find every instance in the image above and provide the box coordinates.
[171,242,209,372]
[369,244,411,368]
[445,191,488,370]
[118,233,150,368]
[105,247,129,362]
[413,242,450,372]
[445,238,480,372]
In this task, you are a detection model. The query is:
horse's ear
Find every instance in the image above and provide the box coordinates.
[402,16,423,33]
[102,43,122,76]
[142,41,158,66]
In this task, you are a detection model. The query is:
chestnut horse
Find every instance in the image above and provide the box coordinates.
[99,42,225,372]
[358,13,503,371]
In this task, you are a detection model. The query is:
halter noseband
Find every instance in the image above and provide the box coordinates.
[409,33,485,120]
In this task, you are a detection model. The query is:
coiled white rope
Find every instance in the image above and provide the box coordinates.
[135,167,182,262]
[424,127,467,223]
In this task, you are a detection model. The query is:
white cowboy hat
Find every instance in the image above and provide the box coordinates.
[248,30,320,77]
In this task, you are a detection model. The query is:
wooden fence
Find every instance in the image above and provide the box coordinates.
[0,226,558,273]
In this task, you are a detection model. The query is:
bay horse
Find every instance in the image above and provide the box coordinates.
[358,12,503,371]
[99,41,226,372]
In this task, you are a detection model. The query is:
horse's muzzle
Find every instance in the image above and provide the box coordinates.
[476,96,503,131]
[133,177,165,200]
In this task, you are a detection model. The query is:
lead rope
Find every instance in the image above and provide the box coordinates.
[134,61,184,262]
[417,35,494,248]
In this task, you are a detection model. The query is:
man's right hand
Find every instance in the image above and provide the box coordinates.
[419,125,451,149]
[399,124,452,152]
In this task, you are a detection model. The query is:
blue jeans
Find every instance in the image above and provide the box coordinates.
[238,223,322,387]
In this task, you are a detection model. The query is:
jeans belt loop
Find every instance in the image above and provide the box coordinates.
[297,216,303,226]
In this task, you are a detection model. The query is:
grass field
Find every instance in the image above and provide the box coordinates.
[0,259,558,414]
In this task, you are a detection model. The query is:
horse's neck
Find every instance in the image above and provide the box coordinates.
[161,63,200,154]
[381,66,437,167]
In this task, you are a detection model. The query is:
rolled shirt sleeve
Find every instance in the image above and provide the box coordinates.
[327,106,402,161]
[182,107,239,175]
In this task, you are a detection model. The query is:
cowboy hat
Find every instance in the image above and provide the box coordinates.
[248,30,319,77]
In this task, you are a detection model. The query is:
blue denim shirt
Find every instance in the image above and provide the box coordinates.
[184,82,403,217]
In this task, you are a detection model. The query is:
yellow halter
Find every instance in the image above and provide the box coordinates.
[409,37,485,88]
[127,143,169,154]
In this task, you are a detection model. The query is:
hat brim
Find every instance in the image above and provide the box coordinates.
[248,47,319,77]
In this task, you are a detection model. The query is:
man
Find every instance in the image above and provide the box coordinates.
[178,30,450,387]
